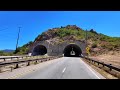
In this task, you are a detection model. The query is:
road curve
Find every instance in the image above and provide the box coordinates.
[18,57,105,79]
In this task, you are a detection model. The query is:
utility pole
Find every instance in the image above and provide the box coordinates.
[85,29,88,56]
[85,29,88,47]
[15,27,21,52]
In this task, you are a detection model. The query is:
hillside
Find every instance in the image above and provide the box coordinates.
[13,41,33,55]
[14,25,120,56]
[33,25,120,55]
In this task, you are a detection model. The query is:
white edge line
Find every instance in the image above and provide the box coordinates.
[62,67,66,73]
[81,59,101,79]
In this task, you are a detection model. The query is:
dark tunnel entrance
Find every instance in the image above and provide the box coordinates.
[33,45,47,56]
[63,44,82,57]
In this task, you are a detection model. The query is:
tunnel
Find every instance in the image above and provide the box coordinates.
[33,45,47,56]
[63,44,82,57]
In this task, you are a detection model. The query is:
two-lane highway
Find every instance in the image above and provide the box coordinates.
[18,57,105,79]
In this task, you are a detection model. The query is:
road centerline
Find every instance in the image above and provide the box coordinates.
[62,67,66,73]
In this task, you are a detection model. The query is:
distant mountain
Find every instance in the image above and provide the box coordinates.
[2,49,15,53]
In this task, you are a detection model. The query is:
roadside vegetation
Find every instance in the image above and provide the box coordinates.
[0,41,33,56]
[0,50,13,56]
[13,41,33,55]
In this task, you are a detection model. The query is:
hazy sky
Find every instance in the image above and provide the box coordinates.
[0,11,120,50]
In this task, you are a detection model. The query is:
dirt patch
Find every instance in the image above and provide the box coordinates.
[82,58,118,79]
[89,51,120,68]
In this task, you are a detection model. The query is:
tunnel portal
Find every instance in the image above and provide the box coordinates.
[33,45,47,56]
[63,44,82,57]
[30,40,86,56]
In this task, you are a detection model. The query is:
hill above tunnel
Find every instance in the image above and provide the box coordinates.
[13,25,120,56]
[31,25,120,55]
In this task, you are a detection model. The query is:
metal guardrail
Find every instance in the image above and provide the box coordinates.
[0,56,35,61]
[82,56,120,72]
[0,55,63,72]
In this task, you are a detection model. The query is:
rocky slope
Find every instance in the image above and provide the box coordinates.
[32,25,120,56]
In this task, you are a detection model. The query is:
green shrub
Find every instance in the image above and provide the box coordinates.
[90,29,98,34]
[92,43,97,48]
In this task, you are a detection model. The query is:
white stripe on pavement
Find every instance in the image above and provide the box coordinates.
[62,67,66,73]
[80,59,101,79]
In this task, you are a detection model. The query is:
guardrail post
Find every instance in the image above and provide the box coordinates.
[4,58,5,62]
[11,57,12,61]
[98,62,99,65]
[11,66,13,72]
[109,64,112,71]
[27,62,30,66]
[102,62,104,67]
[0,66,2,73]
[14,64,19,69]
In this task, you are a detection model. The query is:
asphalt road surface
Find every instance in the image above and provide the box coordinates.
[18,57,105,79]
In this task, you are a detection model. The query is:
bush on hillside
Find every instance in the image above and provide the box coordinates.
[90,29,98,34]
[92,43,97,48]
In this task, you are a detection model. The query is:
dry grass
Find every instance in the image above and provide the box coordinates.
[90,51,120,68]
[83,51,120,79]
[83,58,118,79]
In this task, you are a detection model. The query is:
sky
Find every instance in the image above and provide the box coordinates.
[0,11,120,50]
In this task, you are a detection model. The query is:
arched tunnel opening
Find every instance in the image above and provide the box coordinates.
[33,45,47,56]
[63,44,82,57]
